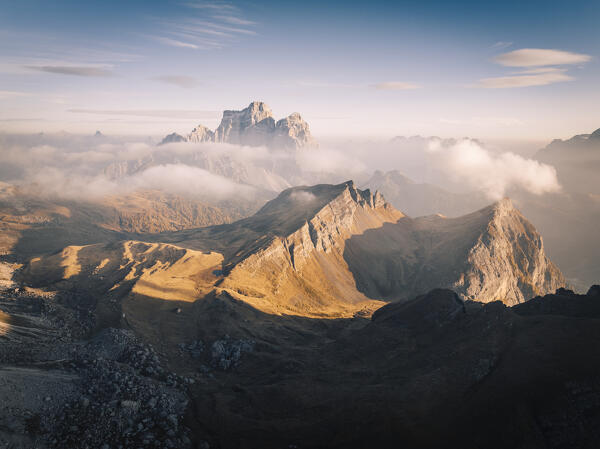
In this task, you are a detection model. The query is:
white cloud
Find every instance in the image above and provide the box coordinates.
[477,71,573,88]
[493,48,591,67]
[477,48,590,88]
[212,15,256,26]
[152,75,201,88]
[373,81,421,90]
[426,139,560,199]
[289,190,316,203]
[439,117,524,126]
[155,37,200,49]
[0,91,31,99]
[184,2,238,12]
[491,41,513,50]
[68,109,220,119]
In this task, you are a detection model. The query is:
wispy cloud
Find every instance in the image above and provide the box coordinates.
[476,48,591,89]
[151,75,201,88]
[188,19,257,35]
[184,2,238,12]
[154,2,257,51]
[373,81,421,90]
[477,72,573,88]
[491,41,513,50]
[154,36,200,49]
[295,80,358,88]
[494,48,591,67]
[25,65,114,77]
[0,90,32,99]
[212,15,256,26]
[440,116,524,126]
[68,109,220,119]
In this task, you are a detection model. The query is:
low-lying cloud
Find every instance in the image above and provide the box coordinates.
[0,131,560,206]
[426,139,560,199]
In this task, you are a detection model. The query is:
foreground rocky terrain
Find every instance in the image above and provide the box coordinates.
[2,266,599,448]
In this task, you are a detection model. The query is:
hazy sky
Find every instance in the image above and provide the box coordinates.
[1,0,599,141]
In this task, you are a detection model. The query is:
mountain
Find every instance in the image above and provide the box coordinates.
[534,127,600,194]
[22,182,400,318]
[362,169,488,217]
[513,191,600,291]
[344,197,565,304]
[0,184,262,262]
[21,182,565,319]
[160,101,318,149]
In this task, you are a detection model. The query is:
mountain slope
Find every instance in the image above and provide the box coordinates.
[20,182,565,318]
[344,198,565,304]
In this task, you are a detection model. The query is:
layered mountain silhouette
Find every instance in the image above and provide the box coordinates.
[160,101,318,149]
[534,127,600,194]
[362,169,488,217]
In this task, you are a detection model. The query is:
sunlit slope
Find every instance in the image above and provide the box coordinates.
[19,182,566,320]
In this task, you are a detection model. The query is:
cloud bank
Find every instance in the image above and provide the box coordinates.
[426,139,560,199]
[0,131,560,206]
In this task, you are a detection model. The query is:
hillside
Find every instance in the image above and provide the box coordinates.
[19,182,565,321]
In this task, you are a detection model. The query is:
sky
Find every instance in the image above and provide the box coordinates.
[1,0,599,142]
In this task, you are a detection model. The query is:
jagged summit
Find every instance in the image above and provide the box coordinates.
[159,101,317,149]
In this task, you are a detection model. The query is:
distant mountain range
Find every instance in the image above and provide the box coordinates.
[160,101,318,149]
[534,127,600,194]
[361,169,488,217]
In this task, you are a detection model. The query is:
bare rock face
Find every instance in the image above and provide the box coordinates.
[160,101,317,149]
[214,101,274,144]
[454,198,566,305]
[187,125,214,143]
[343,197,566,305]
[159,133,187,145]
[273,112,318,149]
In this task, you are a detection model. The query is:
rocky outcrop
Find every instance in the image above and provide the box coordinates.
[159,133,186,145]
[160,101,317,149]
[343,197,566,305]
[188,125,214,143]
[454,198,565,304]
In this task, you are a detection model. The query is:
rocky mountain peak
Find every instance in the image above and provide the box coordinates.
[159,132,186,145]
[159,101,317,149]
[188,124,214,143]
[590,127,600,140]
[490,197,515,215]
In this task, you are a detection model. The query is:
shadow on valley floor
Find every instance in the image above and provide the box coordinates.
[13,246,600,449]
[115,287,600,449]
[4,226,600,448]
